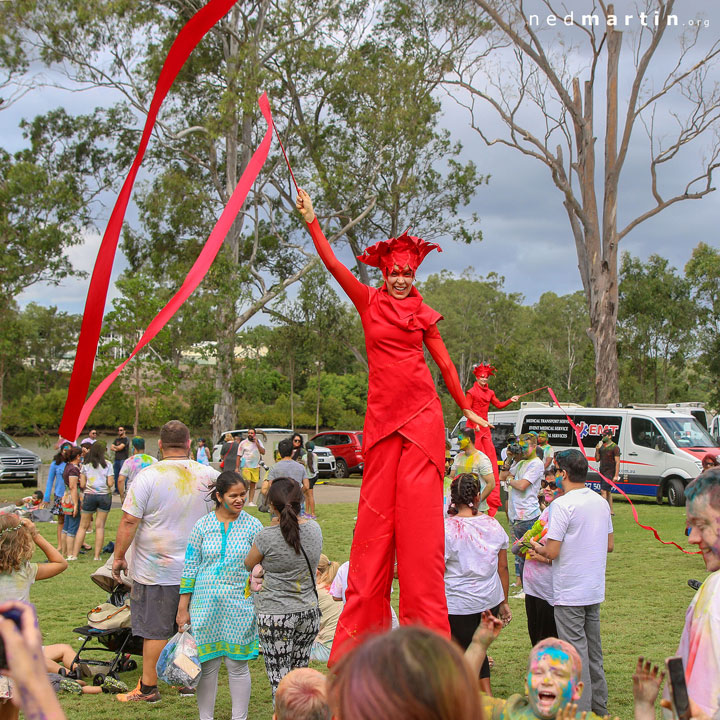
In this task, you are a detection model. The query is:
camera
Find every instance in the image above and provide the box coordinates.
[508,441,522,456]
[0,607,24,670]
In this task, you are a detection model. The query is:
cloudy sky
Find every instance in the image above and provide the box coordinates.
[9,1,720,317]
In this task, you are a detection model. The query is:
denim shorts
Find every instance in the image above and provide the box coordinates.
[62,513,81,537]
[81,493,112,514]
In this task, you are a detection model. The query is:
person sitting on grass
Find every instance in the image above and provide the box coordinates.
[273,668,328,720]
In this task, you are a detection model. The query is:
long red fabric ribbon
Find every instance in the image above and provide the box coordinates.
[59,0,243,441]
[544,387,699,555]
[69,94,275,437]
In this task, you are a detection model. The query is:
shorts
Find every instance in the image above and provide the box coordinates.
[81,493,112,514]
[62,513,81,537]
[242,467,260,485]
[309,475,318,489]
[599,474,615,492]
[131,582,181,640]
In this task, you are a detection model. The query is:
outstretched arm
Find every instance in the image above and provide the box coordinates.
[296,189,369,312]
[425,326,490,428]
[490,390,520,409]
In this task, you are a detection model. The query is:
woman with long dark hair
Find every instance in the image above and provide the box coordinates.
[177,471,263,720]
[444,473,511,695]
[296,189,488,662]
[289,433,305,464]
[72,441,114,561]
[244,477,322,698]
[44,443,71,551]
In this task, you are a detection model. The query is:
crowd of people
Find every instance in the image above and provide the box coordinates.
[0,417,716,720]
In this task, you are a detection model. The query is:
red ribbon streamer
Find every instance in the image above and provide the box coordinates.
[59,0,243,441]
[67,94,275,437]
[545,387,700,555]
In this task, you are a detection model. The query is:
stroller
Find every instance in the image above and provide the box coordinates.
[69,555,143,686]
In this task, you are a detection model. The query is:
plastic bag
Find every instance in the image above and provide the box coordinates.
[156,630,202,688]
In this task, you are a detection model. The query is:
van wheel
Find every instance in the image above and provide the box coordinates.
[334,459,349,478]
[667,479,686,507]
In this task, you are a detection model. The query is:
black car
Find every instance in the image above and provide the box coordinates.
[0,431,41,488]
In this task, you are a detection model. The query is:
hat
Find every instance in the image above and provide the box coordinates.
[357,231,441,276]
[306,441,315,451]
[472,363,496,379]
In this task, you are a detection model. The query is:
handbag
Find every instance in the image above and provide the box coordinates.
[87,602,131,630]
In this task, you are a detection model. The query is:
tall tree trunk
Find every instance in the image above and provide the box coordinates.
[315,362,321,435]
[0,357,4,429]
[289,352,295,430]
[590,271,620,407]
[212,318,237,440]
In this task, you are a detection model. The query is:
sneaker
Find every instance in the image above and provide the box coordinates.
[102,677,129,694]
[66,555,77,561]
[247,502,257,507]
[511,590,526,600]
[117,681,161,703]
[178,686,196,697]
[510,581,518,588]
[59,678,83,695]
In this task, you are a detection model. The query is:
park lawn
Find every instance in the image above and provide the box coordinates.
[7,483,702,720]
[317,476,363,488]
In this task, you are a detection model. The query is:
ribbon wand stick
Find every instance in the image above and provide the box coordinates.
[513,385,549,400]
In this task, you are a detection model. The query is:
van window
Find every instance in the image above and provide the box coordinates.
[657,417,719,450]
[631,418,669,453]
[491,424,516,448]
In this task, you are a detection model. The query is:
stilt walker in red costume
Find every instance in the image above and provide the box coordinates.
[465,363,519,517]
[296,189,489,664]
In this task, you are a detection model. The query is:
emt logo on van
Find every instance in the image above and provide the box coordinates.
[577,422,620,440]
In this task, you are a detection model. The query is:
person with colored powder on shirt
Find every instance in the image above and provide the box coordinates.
[117,437,157,503]
[465,363,520,517]
[538,431,554,471]
[450,428,496,513]
[672,466,720,717]
[465,612,605,720]
[296,188,488,665]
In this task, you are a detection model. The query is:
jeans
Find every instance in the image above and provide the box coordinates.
[510,517,537,584]
[554,603,608,715]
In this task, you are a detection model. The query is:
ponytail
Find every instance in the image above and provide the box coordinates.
[447,473,480,516]
[268,477,304,554]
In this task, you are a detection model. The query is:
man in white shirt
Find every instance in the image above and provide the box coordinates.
[507,433,544,596]
[112,420,217,704]
[531,449,613,716]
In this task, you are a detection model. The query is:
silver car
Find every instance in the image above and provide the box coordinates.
[0,431,41,488]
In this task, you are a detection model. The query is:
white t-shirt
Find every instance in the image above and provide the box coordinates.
[522,506,554,605]
[0,563,38,603]
[451,449,494,512]
[238,438,263,469]
[508,457,544,522]
[122,459,217,586]
[444,514,509,615]
[330,561,399,627]
[82,463,114,495]
[547,487,613,606]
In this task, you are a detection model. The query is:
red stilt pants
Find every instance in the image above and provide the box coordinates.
[476,430,501,517]
[328,432,450,666]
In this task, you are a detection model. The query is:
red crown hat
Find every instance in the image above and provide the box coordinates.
[472,363,496,379]
[356,230,441,276]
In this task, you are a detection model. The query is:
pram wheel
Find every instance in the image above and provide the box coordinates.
[120,658,137,672]
[93,673,105,686]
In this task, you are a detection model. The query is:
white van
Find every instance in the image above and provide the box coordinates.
[451,403,720,506]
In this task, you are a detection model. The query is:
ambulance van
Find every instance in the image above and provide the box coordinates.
[451,403,720,506]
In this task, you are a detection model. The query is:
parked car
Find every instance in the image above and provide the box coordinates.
[310,431,364,478]
[0,431,41,488]
[311,446,337,478]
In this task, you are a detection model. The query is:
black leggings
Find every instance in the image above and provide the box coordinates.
[448,605,499,679]
[525,593,558,646]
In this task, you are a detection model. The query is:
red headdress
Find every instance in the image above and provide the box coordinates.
[356,231,441,276]
[472,363,496,379]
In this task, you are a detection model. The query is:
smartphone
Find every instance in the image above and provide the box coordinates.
[666,656,691,720]
[0,608,25,671]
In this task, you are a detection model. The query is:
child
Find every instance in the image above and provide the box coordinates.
[20,492,44,510]
[0,516,67,719]
[0,515,67,603]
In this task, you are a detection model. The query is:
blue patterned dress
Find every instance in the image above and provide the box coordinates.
[180,510,263,663]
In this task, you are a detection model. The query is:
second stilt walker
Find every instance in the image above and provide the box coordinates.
[465,363,519,516]
[296,189,489,664]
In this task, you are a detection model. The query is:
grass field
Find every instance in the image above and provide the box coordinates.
[4,482,704,720]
